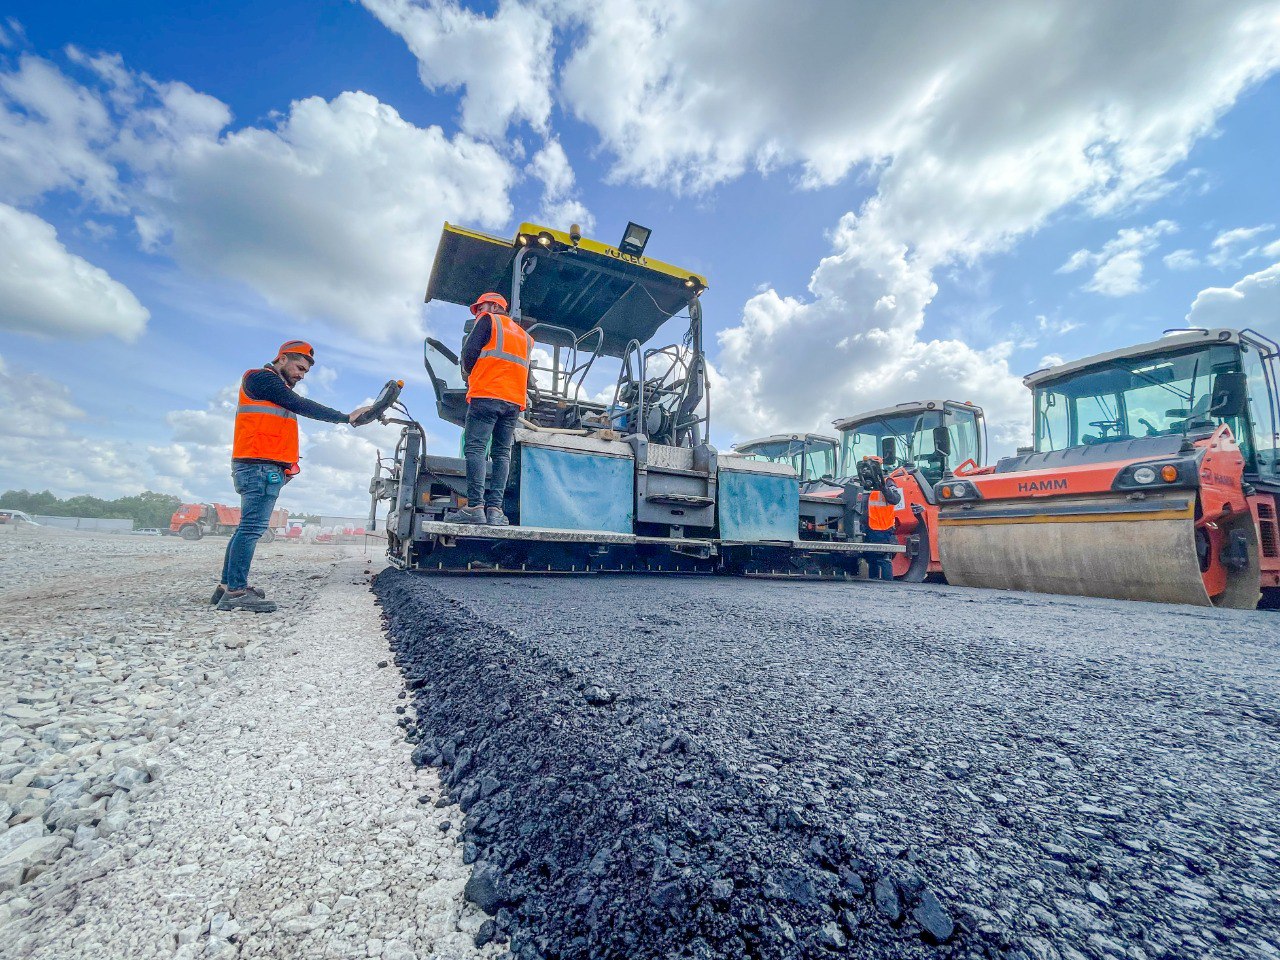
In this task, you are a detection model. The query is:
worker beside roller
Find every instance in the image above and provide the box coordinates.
[215,340,373,613]
[446,293,537,526]
[856,456,902,580]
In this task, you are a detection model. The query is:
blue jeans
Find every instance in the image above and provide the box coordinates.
[220,463,288,590]
[463,397,520,508]
[864,527,896,580]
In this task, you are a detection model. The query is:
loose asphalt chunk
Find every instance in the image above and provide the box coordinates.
[375,571,1280,960]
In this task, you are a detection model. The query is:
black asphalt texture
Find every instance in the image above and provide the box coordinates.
[375,572,1280,960]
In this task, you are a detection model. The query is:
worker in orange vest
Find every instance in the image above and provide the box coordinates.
[445,292,536,525]
[214,340,374,612]
[857,458,902,581]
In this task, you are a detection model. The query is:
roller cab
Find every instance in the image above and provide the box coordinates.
[938,329,1280,608]
[834,400,988,582]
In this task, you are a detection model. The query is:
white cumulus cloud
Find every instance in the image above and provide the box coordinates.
[1163,224,1280,271]
[712,214,1029,449]
[0,202,149,340]
[0,353,150,498]
[1059,220,1178,297]
[0,53,121,207]
[0,53,520,344]
[530,138,594,233]
[615,1,1280,451]
[1164,248,1200,271]
[1187,260,1280,337]
[157,91,515,340]
[359,0,555,139]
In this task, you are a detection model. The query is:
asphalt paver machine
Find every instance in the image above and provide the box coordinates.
[369,220,901,575]
[937,328,1280,608]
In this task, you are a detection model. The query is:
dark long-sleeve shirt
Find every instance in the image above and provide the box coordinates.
[243,368,348,423]
[460,315,493,375]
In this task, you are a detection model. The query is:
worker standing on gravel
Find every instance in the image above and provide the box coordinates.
[445,293,535,526]
[214,340,373,613]
[859,473,901,581]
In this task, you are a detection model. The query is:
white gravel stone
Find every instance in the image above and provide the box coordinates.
[0,528,497,959]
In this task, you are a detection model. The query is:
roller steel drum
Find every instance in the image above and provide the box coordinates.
[939,494,1261,609]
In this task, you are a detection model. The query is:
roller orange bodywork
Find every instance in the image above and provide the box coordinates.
[887,459,995,579]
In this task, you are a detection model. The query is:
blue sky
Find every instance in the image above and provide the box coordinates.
[2,1,1280,514]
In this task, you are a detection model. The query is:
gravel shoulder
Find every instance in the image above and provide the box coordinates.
[0,528,493,960]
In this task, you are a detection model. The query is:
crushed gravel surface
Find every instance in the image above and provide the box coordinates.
[0,528,494,959]
[377,571,1280,960]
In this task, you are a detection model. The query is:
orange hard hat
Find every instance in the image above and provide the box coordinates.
[276,340,315,363]
[470,292,508,315]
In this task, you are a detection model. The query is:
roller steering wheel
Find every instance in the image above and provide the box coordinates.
[352,379,404,426]
[1088,419,1121,438]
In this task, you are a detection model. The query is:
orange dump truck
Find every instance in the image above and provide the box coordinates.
[168,503,288,542]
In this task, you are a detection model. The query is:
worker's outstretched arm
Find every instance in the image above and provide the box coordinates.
[243,370,350,424]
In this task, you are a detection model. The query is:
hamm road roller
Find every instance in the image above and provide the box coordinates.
[937,328,1280,608]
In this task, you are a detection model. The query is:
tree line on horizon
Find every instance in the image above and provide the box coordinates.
[1,489,183,529]
[1,489,326,530]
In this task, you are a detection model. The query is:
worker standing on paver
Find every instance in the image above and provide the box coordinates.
[214,341,373,613]
[445,293,535,526]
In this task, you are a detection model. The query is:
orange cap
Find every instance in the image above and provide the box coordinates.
[277,340,315,363]
[470,292,508,315]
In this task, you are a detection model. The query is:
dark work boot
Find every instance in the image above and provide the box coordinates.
[210,585,266,605]
[443,504,486,525]
[216,590,278,613]
[485,507,510,526]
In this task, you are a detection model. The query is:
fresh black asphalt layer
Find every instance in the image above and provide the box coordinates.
[375,572,1280,960]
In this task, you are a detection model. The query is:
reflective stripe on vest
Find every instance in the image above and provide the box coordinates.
[235,404,296,420]
[232,368,300,463]
[866,490,896,531]
[466,314,533,409]
[481,315,531,366]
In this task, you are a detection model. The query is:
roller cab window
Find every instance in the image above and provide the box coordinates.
[840,410,980,484]
[739,437,838,482]
[1032,343,1259,469]
[1243,341,1280,478]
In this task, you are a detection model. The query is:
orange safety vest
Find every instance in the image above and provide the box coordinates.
[233,368,299,464]
[866,490,896,531]
[466,313,533,409]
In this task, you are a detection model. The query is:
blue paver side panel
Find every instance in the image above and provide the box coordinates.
[718,469,799,542]
[519,446,634,533]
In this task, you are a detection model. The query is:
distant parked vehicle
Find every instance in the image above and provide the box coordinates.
[0,509,40,525]
[167,503,288,542]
